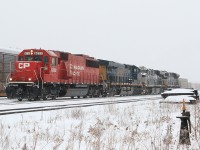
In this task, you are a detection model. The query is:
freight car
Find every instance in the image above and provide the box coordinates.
[5,48,180,101]
[0,48,18,96]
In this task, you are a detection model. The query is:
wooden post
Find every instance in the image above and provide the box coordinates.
[176,99,191,145]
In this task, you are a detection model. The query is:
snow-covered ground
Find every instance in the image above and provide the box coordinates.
[161,95,196,103]
[0,96,200,150]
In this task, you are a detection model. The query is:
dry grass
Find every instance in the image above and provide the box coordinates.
[0,100,200,149]
[71,108,85,119]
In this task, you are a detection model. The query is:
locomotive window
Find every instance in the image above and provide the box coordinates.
[25,56,42,61]
[25,56,33,61]
[52,57,57,66]
[34,56,42,61]
[44,56,48,64]
[18,56,24,61]
[86,60,99,68]
[134,68,137,72]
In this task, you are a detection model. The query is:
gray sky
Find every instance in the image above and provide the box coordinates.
[1,0,200,83]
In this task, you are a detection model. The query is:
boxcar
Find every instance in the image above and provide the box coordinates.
[0,48,18,96]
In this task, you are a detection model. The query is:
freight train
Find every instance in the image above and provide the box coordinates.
[5,48,180,101]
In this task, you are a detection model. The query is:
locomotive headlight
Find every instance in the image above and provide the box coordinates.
[28,78,32,81]
[30,50,33,55]
[9,78,12,81]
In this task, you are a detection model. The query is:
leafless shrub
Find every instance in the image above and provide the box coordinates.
[76,121,84,149]
[87,118,105,150]
[105,104,119,115]
[65,123,84,150]
[192,102,200,149]
[106,132,117,150]
[64,109,71,118]
[40,127,51,149]
[71,108,84,119]
[53,135,64,150]
[121,124,139,150]
[65,138,74,150]
[32,131,39,149]
[0,123,11,149]
[22,143,27,150]
[163,125,173,149]
[65,121,84,150]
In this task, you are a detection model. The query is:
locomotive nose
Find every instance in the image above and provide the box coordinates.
[13,61,42,82]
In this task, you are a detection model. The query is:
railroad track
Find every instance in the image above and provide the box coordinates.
[0,95,160,105]
[0,96,161,116]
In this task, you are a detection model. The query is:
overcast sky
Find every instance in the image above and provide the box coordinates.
[0,0,200,83]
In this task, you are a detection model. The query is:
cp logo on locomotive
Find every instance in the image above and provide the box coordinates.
[18,63,30,69]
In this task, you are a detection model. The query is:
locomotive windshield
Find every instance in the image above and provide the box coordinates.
[18,56,43,61]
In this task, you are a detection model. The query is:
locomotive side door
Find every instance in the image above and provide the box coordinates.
[50,57,58,82]
[44,56,50,73]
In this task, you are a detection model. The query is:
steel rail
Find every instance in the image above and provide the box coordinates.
[0,96,161,116]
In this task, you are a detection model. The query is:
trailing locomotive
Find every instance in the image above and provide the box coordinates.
[5,48,180,101]
[138,67,180,94]
[98,60,140,96]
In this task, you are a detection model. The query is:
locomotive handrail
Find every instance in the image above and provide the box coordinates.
[8,81,34,84]
[6,73,11,86]
[40,67,47,89]
[34,70,39,88]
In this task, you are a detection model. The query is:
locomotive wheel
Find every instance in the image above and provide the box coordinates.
[42,97,47,100]
[34,97,40,101]
[51,96,56,100]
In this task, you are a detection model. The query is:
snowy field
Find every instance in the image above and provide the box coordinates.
[0,96,200,150]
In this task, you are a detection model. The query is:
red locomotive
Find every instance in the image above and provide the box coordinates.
[6,49,103,100]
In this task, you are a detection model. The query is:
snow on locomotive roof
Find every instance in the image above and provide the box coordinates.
[0,47,19,55]
[22,49,58,57]
[45,50,58,57]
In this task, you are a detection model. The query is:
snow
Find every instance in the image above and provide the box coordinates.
[161,88,194,94]
[0,47,19,54]
[161,96,196,103]
[0,96,200,149]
